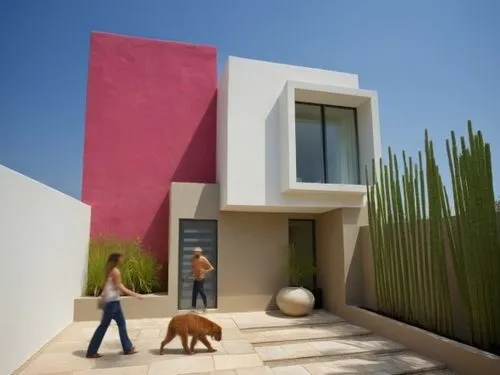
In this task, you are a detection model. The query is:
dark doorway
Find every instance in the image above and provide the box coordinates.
[288,219,317,290]
[178,219,218,309]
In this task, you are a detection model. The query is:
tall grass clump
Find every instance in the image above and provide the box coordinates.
[85,236,161,296]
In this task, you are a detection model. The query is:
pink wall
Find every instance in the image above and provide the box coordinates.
[82,32,217,263]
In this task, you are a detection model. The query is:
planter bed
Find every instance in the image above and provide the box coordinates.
[74,293,176,321]
[339,305,500,375]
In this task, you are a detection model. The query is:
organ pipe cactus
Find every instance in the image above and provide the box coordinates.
[443,120,500,349]
[366,134,454,338]
[367,120,499,350]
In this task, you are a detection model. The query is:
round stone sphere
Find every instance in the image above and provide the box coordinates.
[276,286,315,317]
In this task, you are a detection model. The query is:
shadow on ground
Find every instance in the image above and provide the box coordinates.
[264,309,329,321]
[72,350,87,359]
[148,348,217,356]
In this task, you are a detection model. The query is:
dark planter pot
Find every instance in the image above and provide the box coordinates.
[312,287,323,309]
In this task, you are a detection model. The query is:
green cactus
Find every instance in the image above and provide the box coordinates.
[366,121,499,350]
[366,129,454,338]
[443,121,500,349]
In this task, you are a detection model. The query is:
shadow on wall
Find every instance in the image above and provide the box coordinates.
[142,92,217,288]
[351,216,500,345]
[193,182,220,219]
[264,99,280,203]
[345,226,366,307]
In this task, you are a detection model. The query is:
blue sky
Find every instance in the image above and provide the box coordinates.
[1,0,499,200]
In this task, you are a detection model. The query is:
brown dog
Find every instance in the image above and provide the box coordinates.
[159,313,222,355]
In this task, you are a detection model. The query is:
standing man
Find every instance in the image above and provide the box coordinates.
[189,247,214,312]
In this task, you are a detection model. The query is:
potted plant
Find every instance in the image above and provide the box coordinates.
[276,243,316,317]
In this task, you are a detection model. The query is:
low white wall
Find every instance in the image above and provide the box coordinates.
[0,165,91,375]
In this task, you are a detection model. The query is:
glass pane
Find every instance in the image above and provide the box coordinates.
[295,103,325,183]
[324,107,359,184]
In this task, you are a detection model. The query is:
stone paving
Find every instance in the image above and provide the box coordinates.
[15,310,453,375]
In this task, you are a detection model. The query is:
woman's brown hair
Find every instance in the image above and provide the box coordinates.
[105,252,123,278]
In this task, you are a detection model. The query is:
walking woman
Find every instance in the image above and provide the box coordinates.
[86,253,143,358]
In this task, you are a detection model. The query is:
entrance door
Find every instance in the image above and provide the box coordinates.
[288,219,316,290]
[178,219,218,310]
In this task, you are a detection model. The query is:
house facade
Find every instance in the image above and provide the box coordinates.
[82,32,381,315]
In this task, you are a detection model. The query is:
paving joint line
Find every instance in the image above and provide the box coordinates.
[238,320,346,332]
[396,365,449,375]
[251,331,372,346]
[264,347,408,367]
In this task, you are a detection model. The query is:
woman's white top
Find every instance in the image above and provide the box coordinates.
[102,276,120,302]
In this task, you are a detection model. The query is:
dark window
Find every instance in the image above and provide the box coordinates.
[295,102,360,184]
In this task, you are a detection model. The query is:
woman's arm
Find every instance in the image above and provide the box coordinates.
[203,257,215,274]
[111,269,144,299]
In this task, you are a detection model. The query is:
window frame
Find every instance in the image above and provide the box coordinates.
[295,101,361,185]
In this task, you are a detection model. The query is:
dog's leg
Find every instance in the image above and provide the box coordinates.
[190,336,198,352]
[199,334,216,352]
[180,333,192,355]
[159,327,176,355]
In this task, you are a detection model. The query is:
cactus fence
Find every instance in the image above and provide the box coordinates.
[366,121,500,352]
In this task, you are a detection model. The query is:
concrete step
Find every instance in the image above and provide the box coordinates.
[256,334,406,363]
[232,309,343,330]
[245,322,370,345]
[270,351,448,374]
[229,310,452,374]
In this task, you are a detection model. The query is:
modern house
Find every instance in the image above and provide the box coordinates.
[3,31,496,375]
[81,31,381,315]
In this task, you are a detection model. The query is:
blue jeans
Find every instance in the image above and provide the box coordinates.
[192,279,207,308]
[86,300,133,355]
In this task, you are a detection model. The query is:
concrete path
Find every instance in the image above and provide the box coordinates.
[15,310,455,374]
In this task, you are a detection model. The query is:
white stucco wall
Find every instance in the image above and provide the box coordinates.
[0,165,91,375]
[217,56,381,212]
[217,62,229,207]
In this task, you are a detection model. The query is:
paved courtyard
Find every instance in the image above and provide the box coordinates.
[15,310,454,375]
